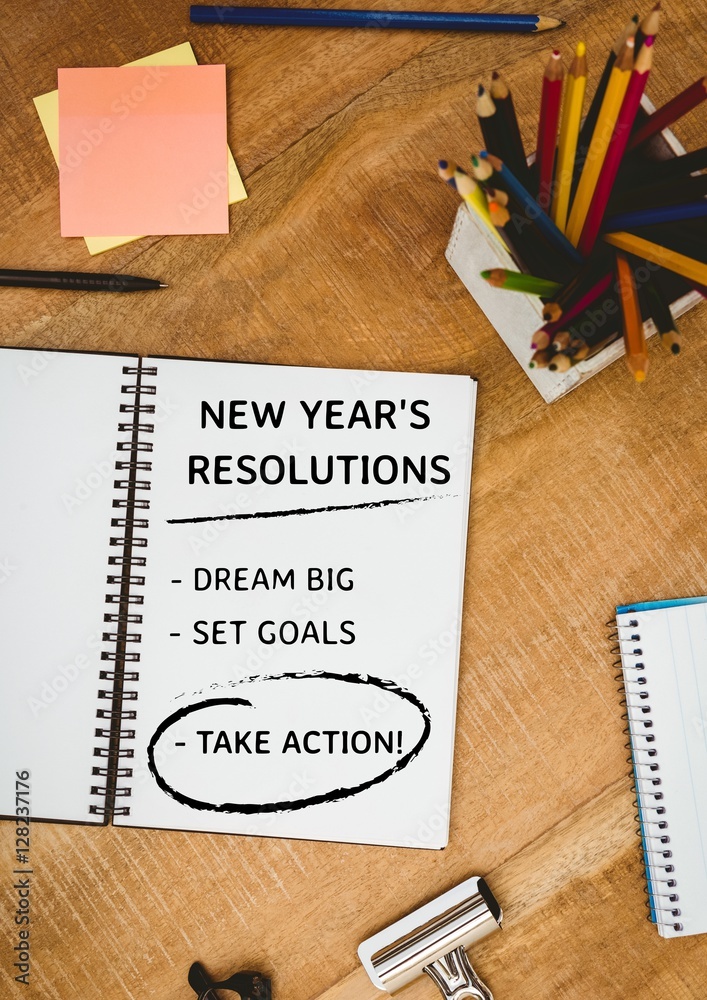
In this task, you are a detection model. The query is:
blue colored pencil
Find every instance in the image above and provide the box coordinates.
[604,201,707,232]
[482,153,585,265]
[190,5,564,32]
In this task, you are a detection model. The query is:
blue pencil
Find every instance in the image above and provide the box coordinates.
[190,6,564,32]
[604,201,707,231]
[482,152,585,265]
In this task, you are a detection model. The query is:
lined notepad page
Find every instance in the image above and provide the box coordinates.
[617,597,707,938]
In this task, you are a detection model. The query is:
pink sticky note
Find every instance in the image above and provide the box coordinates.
[58,64,229,236]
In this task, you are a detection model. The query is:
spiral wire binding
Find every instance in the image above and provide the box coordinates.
[610,615,683,932]
[89,362,157,821]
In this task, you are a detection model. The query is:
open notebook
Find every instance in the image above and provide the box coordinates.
[616,597,707,937]
[0,348,476,849]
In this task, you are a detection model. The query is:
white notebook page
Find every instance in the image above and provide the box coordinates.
[116,358,476,847]
[0,348,138,823]
[618,598,707,938]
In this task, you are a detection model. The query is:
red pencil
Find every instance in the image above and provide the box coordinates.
[538,271,614,344]
[628,76,707,150]
[536,50,564,209]
[577,37,655,257]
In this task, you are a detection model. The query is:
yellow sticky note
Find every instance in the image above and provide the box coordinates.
[34,41,247,254]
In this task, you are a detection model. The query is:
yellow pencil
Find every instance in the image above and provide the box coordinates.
[453,167,503,244]
[566,36,634,246]
[552,41,587,232]
[604,231,707,287]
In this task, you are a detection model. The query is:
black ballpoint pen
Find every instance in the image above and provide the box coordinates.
[0,269,168,292]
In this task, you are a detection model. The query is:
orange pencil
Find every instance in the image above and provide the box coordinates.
[615,251,648,381]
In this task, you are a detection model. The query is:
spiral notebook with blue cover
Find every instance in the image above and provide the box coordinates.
[0,347,476,849]
[616,596,707,938]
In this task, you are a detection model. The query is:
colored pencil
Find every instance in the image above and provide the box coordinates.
[531,328,553,350]
[470,153,502,190]
[548,353,574,371]
[453,167,501,242]
[634,2,661,53]
[577,37,655,257]
[615,250,648,381]
[485,185,510,207]
[190,6,566,31]
[610,172,707,213]
[548,341,579,369]
[483,153,585,265]
[627,221,707,263]
[541,252,613,321]
[476,85,506,160]
[543,271,614,330]
[548,329,622,368]
[489,71,532,186]
[535,50,565,208]
[552,41,587,231]
[487,200,530,267]
[471,156,511,205]
[481,269,562,296]
[604,200,707,231]
[628,76,707,150]
[575,15,638,179]
[616,145,707,188]
[642,271,681,354]
[474,153,578,282]
[603,233,707,286]
[566,37,635,247]
[437,159,458,187]
[501,210,579,284]
[529,348,554,368]
[550,330,572,351]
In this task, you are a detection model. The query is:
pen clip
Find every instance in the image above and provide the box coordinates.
[423,946,494,1000]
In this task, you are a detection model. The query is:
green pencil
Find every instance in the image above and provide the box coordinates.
[481,268,562,296]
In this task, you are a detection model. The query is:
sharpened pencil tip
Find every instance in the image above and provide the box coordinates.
[634,370,647,382]
[536,15,564,30]
[491,70,500,79]
[671,342,680,355]
[480,270,491,279]
[438,159,448,168]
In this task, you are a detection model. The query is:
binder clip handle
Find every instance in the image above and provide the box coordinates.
[424,945,494,1000]
[188,961,272,1000]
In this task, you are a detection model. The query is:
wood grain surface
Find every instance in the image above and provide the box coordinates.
[1,1,706,998]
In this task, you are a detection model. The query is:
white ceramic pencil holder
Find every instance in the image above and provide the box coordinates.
[445,98,702,403]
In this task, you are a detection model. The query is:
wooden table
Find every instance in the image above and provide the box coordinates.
[1,1,706,997]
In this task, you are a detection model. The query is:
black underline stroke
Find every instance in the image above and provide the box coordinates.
[166,494,457,524]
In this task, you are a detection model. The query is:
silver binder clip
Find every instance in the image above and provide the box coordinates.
[358,875,502,1000]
